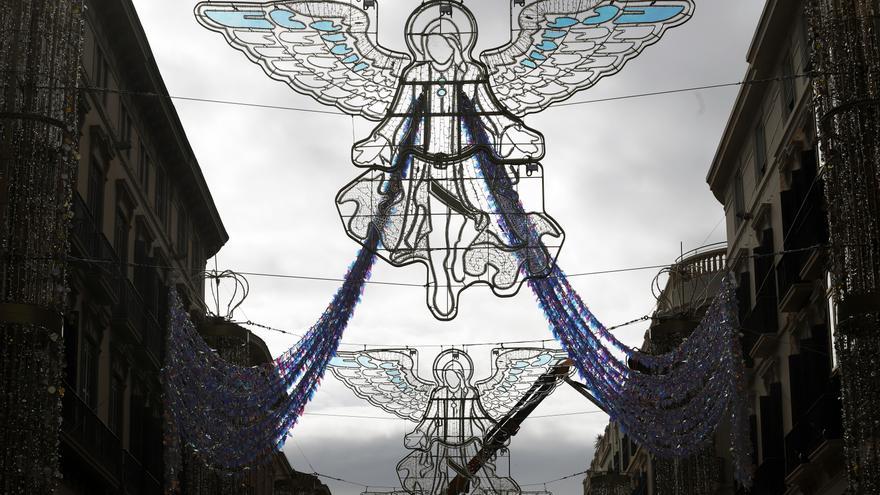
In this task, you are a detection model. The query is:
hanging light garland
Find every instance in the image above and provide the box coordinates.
[461,98,753,487]
[163,98,752,490]
[163,107,421,482]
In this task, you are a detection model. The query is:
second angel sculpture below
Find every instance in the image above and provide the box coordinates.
[330,348,569,494]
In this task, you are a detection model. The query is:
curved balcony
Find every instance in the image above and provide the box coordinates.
[656,242,728,315]
[674,241,728,276]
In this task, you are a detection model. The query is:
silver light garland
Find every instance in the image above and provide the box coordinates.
[809,0,880,492]
[0,0,83,492]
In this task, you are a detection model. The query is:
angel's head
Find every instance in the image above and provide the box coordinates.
[405,1,477,65]
[433,349,474,390]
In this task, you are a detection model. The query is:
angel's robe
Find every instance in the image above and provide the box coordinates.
[336,59,564,319]
[398,384,518,494]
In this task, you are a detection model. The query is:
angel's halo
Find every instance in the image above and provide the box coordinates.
[404,0,478,59]
[431,348,476,385]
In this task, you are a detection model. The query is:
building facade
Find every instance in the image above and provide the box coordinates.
[57,3,332,494]
[706,0,843,493]
[586,2,845,493]
[58,0,228,493]
[182,318,332,495]
[584,244,729,495]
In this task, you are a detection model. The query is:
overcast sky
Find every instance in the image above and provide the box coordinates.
[130,1,766,493]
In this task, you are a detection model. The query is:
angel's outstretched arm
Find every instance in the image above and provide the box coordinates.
[472,81,545,161]
[351,73,421,169]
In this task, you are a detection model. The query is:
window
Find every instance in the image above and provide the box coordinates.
[119,106,132,157]
[137,144,151,193]
[93,47,109,106]
[114,208,129,269]
[754,118,767,178]
[64,311,80,387]
[191,235,202,276]
[155,167,168,225]
[108,373,125,437]
[176,207,189,260]
[87,157,105,227]
[781,51,796,116]
[79,320,100,410]
[733,171,745,228]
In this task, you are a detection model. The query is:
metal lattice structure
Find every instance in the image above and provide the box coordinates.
[330,348,569,494]
[0,0,82,492]
[808,0,880,491]
[196,0,694,320]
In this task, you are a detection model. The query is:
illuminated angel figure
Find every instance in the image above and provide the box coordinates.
[197,0,694,319]
[329,348,568,494]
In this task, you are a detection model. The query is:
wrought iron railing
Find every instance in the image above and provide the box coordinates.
[674,242,728,277]
[71,191,97,257]
[784,376,843,476]
[123,450,162,495]
[113,278,146,343]
[61,386,122,483]
[775,250,810,307]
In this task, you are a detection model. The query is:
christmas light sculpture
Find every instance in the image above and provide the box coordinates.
[195,0,693,320]
[164,0,755,489]
[329,348,568,493]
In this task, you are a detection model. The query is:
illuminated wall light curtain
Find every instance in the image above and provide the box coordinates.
[0,0,83,492]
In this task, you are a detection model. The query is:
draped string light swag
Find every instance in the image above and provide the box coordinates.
[164,0,754,489]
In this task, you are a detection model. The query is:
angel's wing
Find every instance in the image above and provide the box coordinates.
[481,0,694,115]
[195,1,411,120]
[475,348,569,421]
[329,349,435,421]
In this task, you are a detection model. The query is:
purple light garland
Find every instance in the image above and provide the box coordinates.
[163,98,752,489]
[164,229,378,475]
[462,95,752,486]
[163,104,422,483]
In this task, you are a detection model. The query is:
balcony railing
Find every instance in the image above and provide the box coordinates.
[674,242,727,277]
[71,192,97,257]
[143,309,163,366]
[743,293,778,341]
[658,243,728,314]
[61,386,165,494]
[584,471,633,495]
[113,278,147,343]
[112,278,166,367]
[784,377,843,476]
[753,457,785,494]
[123,451,162,495]
[62,386,122,484]
[71,192,121,304]
[776,250,813,313]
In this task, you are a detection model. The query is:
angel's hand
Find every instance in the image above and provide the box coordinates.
[404,430,429,449]
[496,124,544,160]
[353,134,393,169]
